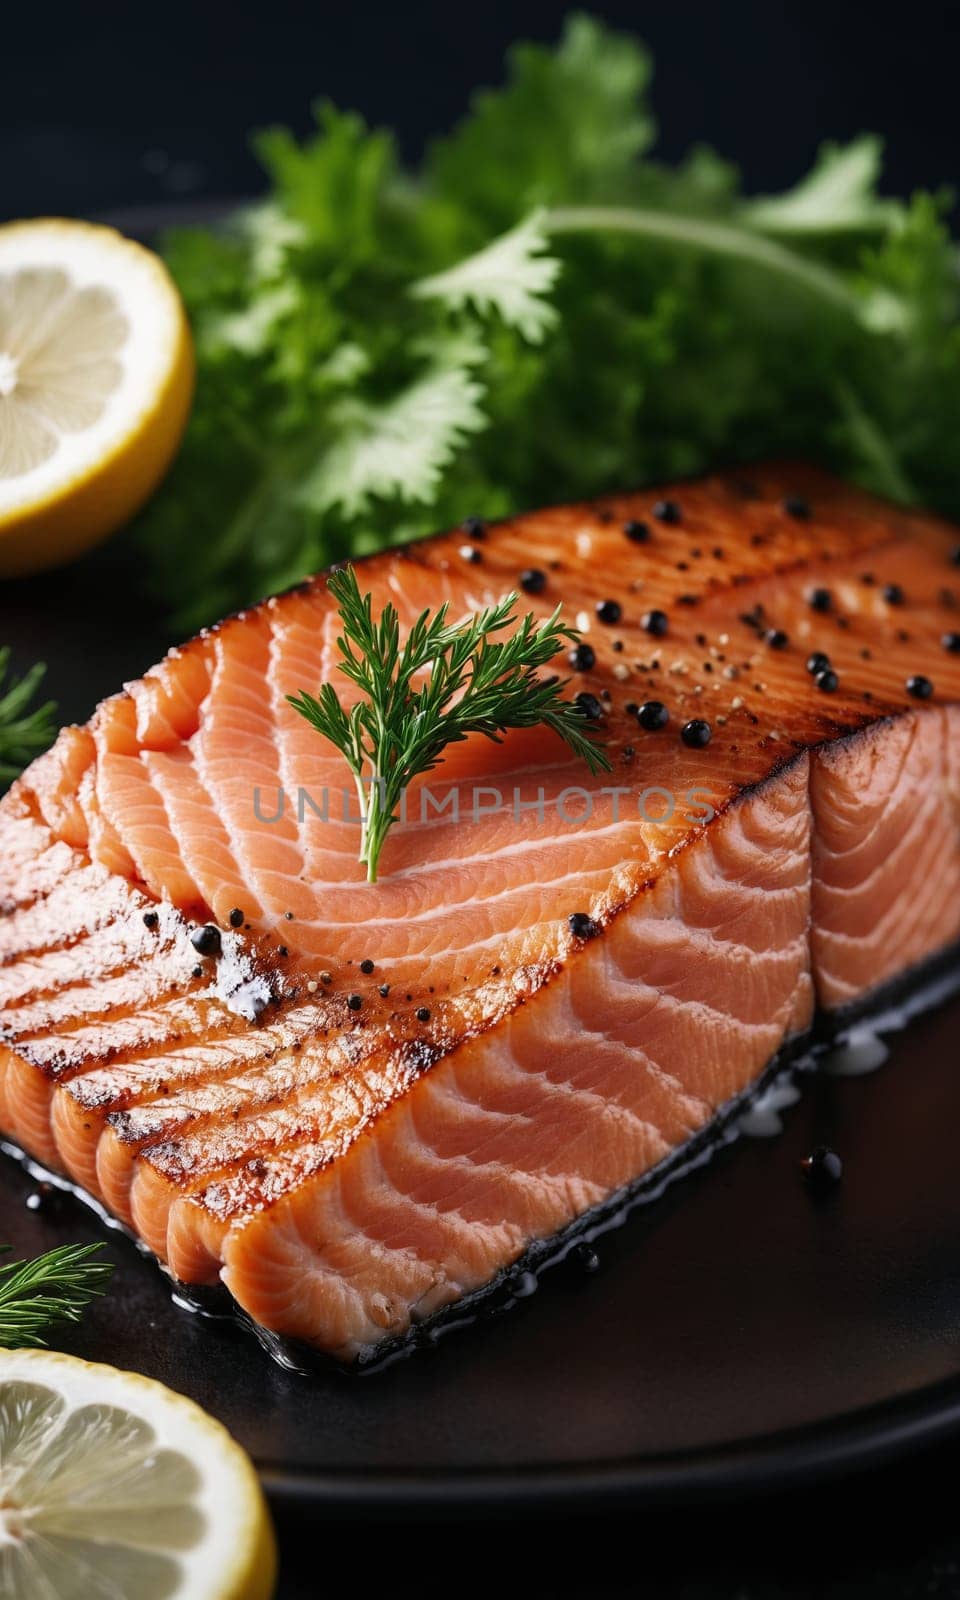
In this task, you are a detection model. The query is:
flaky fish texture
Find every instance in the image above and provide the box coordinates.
[3,465,960,1358]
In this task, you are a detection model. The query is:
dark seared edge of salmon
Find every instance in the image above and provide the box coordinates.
[348,935,960,1373]
[4,935,958,1374]
[1,464,960,1358]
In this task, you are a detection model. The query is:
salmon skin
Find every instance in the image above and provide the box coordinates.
[3,463,960,1362]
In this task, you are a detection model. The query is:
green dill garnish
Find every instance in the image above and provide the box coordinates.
[0,1242,113,1348]
[287,565,611,881]
[0,648,57,784]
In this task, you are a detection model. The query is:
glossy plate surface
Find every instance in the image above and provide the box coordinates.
[2,398,960,1513]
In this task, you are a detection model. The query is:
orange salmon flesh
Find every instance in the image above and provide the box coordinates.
[2,464,960,1360]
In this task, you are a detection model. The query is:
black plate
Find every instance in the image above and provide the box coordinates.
[3,412,960,1517]
[2,977,960,1510]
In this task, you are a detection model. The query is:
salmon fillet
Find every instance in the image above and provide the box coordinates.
[3,464,960,1361]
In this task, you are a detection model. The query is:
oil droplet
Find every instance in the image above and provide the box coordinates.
[572,1243,601,1274]
[738,1079,801,1138]
[25,1182,60,1214]
[821,1027,889,1078]
[507,1270,538,1299]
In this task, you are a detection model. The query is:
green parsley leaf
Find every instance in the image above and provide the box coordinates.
[412,210,560,342]
[427,14,655,226]
[743,136,903,236]
[133,13,960,632]
[299,366,487,516]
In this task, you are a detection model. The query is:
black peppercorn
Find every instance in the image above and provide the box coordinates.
[142,910,159,931]
[228,907,244,928]
[641,609,669,637]
[806,651,831,676]
[652,499,682,524]
[624,519,650,543]
[347,993,363,1011]
[568,911,600,940]
[942,632,960,653]
[882,583,905,605]
[568,642,596,671]
[596,599,622,624]
[575,692,604,721]
[190,924,222,958]
[636,700,670,731]
[808,587,832,612]
[681,718,712,748]
[800,1146,843,1191]
[462,516,486,540]
[459,544,482,564]
[815,668,839,693]
[378,983,391,998]
[360,958,375,974]
[415,1006,431,1022]
[783,495,811,520]
[520,567,546,595]
[765,628,789,650]
[906,674,933,699]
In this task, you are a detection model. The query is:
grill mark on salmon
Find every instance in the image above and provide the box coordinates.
[2,465,960,1358]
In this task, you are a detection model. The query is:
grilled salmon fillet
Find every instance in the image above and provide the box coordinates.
[3,464,960,1360]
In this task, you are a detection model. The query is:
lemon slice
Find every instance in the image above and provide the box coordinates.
[0,219,194,577]
[0,1349,276,1600]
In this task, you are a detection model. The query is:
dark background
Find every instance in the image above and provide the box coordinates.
[5,4,960,1596]
[4,0,960,222]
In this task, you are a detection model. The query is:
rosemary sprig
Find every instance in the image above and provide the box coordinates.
[0,647,57,784]
[0,1243,113,1348]
[287,565,611,881]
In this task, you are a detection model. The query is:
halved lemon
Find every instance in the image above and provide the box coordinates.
[0,1349,276,1599]
[0,219,194,577]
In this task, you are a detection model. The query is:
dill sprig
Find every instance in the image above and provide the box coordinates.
[0,647,57,784]
[0,1243,113,1348]
[287,564,611,881]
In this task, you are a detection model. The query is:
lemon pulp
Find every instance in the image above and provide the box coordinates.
[0,219,194,577]
[0,1352,275,1600]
